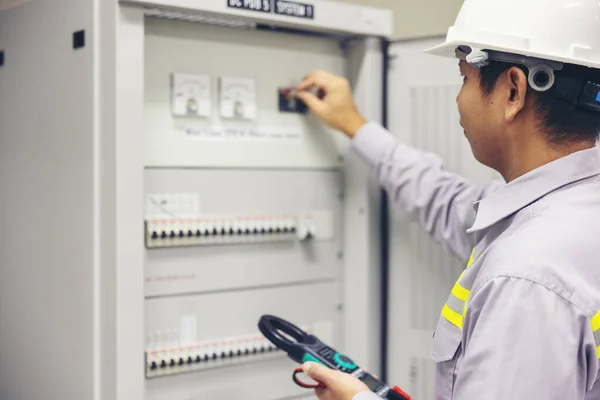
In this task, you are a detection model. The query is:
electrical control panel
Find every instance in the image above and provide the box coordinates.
[142,12,348,400]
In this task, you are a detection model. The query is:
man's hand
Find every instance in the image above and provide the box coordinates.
[295,70,367,138]
[302,362,370,400]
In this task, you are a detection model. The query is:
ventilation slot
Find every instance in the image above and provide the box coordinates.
[144,7,256,29]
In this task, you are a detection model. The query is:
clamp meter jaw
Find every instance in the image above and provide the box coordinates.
[258,315,411,400]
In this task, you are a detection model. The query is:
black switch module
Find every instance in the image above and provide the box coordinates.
[73,30,85,49]
[278,88,308,114]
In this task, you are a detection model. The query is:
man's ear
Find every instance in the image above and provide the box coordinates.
[505,66,528,122]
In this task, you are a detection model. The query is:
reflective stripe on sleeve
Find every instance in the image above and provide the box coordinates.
[442,280,471,329]
[591,312,600,332]
[442,304,464,329]
[440,248,480,329]
[452,281,470,302]
[591,311,600,358]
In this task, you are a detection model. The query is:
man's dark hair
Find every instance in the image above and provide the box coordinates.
[478,61,600,145]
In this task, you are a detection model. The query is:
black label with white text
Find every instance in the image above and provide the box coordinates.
[274,0,314,19]
[227,0,272,13]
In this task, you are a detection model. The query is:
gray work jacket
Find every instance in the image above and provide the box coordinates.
[351,122,600,400]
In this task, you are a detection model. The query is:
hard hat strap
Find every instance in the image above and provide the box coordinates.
[455,45,600,113]
[456,46,564,92]
[552,77,600,113]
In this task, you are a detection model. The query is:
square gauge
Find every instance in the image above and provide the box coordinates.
[171,73,211,117]
[219,77,257,120]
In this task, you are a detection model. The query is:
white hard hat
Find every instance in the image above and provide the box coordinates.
[425,0,600,70]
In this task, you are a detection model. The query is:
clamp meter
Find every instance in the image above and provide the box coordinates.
[258,315,411,400]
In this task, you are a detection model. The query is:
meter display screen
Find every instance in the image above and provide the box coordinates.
[360,374,385,392]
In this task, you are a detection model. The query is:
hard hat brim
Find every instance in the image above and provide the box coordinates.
[423,40,458,58]
[424,39,600,69]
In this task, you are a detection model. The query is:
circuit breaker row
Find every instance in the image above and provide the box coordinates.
[145,331,305,378]
[144,212,334,248]
[145,218,299,248]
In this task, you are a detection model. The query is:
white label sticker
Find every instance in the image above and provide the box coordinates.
[145,193,201,220]
[185,126,303,142]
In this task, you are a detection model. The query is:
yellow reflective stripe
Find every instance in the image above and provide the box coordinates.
[441,248,479,331]
[591,311,600,332]
[442,304,463,329]
[452,283,470,302]
[597,346,600,359]
[466,249,475,269]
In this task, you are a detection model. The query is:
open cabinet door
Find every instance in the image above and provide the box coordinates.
[385,37,499,399]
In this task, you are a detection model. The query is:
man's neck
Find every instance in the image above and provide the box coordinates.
[500,140,596,182]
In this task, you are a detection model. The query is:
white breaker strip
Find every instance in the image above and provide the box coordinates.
[145,327,309,379]
[144,211,334,249]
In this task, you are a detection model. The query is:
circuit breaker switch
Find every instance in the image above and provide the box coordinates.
[278,88,308,114]
[297,226,312,241]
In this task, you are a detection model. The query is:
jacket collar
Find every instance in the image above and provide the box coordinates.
[467,147,600,233]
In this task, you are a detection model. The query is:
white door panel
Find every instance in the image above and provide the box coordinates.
[386,37,498,399]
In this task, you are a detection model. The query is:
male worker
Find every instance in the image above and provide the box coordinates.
[294,0,600,399]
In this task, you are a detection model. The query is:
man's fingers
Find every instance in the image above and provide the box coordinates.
[296,74,318,92]
[296,91,326,115]
[296,70,334,91]
[302,362,337,386]
[314,386,329,400]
